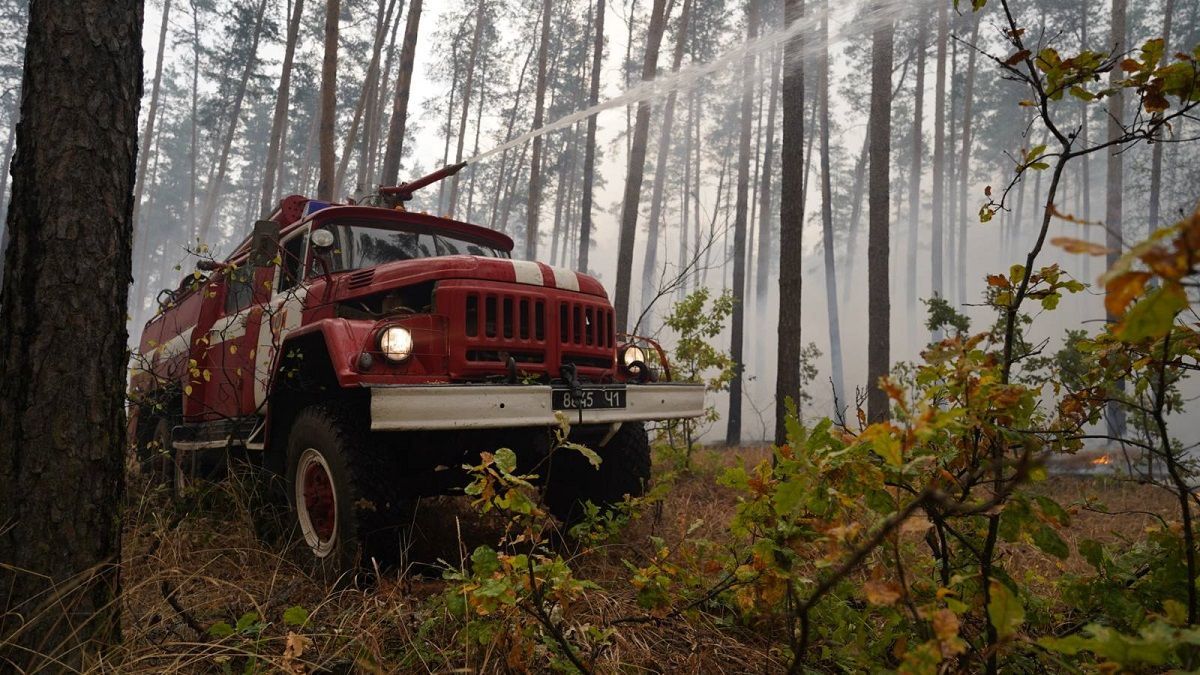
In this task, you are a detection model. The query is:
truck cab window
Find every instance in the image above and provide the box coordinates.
[224,266,253,314]
[279,234,307,293]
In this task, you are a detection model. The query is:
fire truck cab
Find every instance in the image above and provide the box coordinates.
[129,165,705,570]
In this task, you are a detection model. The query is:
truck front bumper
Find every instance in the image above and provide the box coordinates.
[368,383,706,431]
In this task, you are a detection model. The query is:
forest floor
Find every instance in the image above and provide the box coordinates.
[109,444,1178,673]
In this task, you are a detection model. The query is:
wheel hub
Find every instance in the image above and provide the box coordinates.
[296,449,338,556]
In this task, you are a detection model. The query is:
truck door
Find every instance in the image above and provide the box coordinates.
[250,229,310,411]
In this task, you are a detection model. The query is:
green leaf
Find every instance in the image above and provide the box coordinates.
[493,447,518,474]
[564,441,602,469]
[987,581,1025,641]
[1032,524,1069,559]
[208,621,234,638]
[1025,144,1047,162]
[773,479,806,516]
[1115,284,1186,341]
[283,605,309,627]
[471,545,501,576]
[235,611,261,634]
[1077,539,1105,571]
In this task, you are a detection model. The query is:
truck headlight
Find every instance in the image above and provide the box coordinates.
[379,326,414,362]
[620,345,646,375]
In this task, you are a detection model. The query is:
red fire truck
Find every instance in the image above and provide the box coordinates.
[129,163,705,569]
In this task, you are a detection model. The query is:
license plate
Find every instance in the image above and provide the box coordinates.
[552,386,626,410]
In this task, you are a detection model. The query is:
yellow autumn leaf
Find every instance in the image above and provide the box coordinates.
[863,579,903,606]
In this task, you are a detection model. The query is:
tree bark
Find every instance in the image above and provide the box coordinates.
[133,0,169,229]
[817,0,844,412]
[525,0,553,259]
[614,0,670,330]
[380,0,422,186]
[0,1,141,668]
[866,0,894,424]
[638,0,692,323]
[199,0,269,239]
[775,0,804,444]
[578,0,605,272]
[448,0,486,218]
[366,1,405,187]
[1105,0,1127,438]
[317,0,340,201]
[930,0,947,321]
[755,46,781,314]
[1148,0,1174,229]
[260,0,305,216]
[905,9,927,316]
[955,13,979,305]
[336,0,394,199]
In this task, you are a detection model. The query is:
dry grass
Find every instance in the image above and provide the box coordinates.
[93,445,1180,674]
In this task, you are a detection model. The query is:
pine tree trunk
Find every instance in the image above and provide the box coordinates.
[464,57,486,221]
[639,0,693,325]
[367,2,405,187]
[188,0,201,235]
[336,0,394,198]
[905,9,927,316]
[754,48,781,314]
[1148,0,1174,229]
[945,34,959,302]
[614,0,670,330]
[866,0,894,424]
[578,0,605,272]
[775,0,804,444]
[1105,0,1127,438]
[954,13,979,305]
[133,0,170,228]
[0,2,140,668]
[840,133,869,302]
[1078,0,1092,280]
[448,0,486,218]
[317,0,340,201]
[488,39,536,231]
[524,0,553,258]
[260,0,305,216]
[930,0,947,319]
[815,0,844,411]
[200,0,269,241]
[380,0,422,186]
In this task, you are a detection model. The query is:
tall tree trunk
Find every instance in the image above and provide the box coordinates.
[525,0,553,258]
[638,0,693,324]
[317,0,340,201]
[464,56,486,221]
[678,89,695,299]
[840,132,869,302]
[866,0,894,424]
[1079,0,1092,280]
[614,0,670,330]
[755,47,781,312]
[448,0,486,218]
[437,43,460,212]
[199,0,269,241]
[336,0,394,198]
[905,9,927,316]
[188,0,201,235]
[775,0,804,444]
[133,0,169,228]
[945,33,959,302]
[0,1,140,668]
[1148,0,1174,229]
[367,2,405,187]
[578,0,605,272]
[488,39,537,231]
[1105,0,1127,438]
[930,0,947,321]
[380,0,422,186]
[817,0,844,411]
[260,0,306,215]
[955,13,979,305]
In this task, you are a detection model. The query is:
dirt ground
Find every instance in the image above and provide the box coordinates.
[107,445,1181,673]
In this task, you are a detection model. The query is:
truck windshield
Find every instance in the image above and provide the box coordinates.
[316,223,508,273]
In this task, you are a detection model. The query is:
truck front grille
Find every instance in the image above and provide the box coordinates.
[438,280,615,380]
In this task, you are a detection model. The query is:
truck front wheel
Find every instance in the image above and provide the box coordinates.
[285,405,409,575]
[543,422,651,524]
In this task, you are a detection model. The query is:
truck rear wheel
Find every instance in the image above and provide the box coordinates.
[285,404,409,575]
[543,422,651,524]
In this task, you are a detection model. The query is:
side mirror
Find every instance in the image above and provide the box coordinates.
[310,227,335,250]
